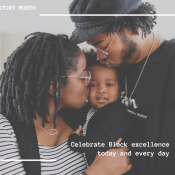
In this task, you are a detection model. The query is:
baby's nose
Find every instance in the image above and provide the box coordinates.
[97,88,106,94]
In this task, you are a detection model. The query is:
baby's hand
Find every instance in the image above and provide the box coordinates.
[73,125,83,136]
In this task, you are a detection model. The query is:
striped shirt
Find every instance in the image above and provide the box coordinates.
[0,114,87,175]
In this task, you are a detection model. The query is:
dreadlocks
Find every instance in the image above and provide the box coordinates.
[0,32,80,128]
[104,2,157,38]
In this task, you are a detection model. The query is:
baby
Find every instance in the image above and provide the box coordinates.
[59,51,130,166]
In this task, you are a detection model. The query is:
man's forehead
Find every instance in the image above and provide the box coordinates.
[87,32,108,46]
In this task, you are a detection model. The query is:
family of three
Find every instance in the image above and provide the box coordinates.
[1,0,175,175]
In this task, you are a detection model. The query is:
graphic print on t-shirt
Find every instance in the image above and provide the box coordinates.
[120,91,138,109]
[120,91,147,119]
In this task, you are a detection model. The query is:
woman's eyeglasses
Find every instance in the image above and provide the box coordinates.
[61,71,91,86]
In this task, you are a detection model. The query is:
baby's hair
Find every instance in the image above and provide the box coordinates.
[83,49,99,68]
[83,49,121,85]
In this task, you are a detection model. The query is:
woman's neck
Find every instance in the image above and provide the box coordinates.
[33,96,62,125]
[33,109,55,125]
[34,114,73,147]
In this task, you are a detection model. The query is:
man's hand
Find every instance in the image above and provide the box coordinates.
[85,138,132,175]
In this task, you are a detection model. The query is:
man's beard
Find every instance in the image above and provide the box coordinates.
[118,30,138,71]
[119,62,130,72]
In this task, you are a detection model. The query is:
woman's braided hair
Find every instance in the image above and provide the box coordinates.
[104,2,157,38]
[0,32,80,128]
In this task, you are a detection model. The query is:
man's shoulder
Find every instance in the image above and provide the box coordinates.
[164,38,175,50]
[168,38,175,43]
[160,39,175,64]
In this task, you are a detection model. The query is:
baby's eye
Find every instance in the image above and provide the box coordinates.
[89,84,97,87]
[106,84,113,86]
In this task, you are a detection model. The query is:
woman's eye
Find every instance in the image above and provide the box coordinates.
[106,84,113,86]
[81,78,87,82]
[103,45,108,50]
[89,84,97,87]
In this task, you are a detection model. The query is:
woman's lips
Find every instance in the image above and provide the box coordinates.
[96,97,108,103]
[106,64,112,68]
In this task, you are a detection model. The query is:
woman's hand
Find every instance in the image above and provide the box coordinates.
[85,138,132,175]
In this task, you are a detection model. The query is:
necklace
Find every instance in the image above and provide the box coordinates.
[34,118,58,135]
[158,35,162,46]
[124,33,155,107]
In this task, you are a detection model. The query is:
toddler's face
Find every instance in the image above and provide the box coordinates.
[88,64,120,110]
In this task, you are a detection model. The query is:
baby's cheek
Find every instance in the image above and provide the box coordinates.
[88,91,96,105]
[109,90,119,101]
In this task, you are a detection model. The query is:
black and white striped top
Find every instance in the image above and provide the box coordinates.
[0,114,87,175]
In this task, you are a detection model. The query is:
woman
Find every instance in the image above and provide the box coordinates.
[0,32,131,175]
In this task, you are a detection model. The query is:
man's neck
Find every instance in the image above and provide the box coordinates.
[134,33,161,64]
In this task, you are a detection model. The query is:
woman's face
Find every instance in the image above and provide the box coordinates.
[60,50,89,109]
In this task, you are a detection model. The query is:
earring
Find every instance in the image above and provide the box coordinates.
[56,91,59,99]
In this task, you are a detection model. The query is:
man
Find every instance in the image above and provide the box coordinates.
[69,0,175,175]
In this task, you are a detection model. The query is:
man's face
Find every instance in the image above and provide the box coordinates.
[87,28,139,68]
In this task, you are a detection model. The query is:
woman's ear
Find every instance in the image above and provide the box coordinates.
[49,79,59,96]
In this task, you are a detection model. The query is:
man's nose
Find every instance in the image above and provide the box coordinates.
[96,51,107,61]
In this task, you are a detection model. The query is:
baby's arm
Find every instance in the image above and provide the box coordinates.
[68,102,129,153]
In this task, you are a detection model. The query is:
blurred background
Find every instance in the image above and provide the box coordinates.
[0,0,175,73]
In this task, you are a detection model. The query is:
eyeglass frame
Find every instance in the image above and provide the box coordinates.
[93,25,121,62]
[61,71,91,86]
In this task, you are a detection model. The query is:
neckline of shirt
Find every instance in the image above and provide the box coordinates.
[38,138,68,149]
[128,40,168,71]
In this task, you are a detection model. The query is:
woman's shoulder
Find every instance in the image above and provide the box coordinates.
[0,114,26,174]
[0,113,13,128]
[0,114,17,141]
